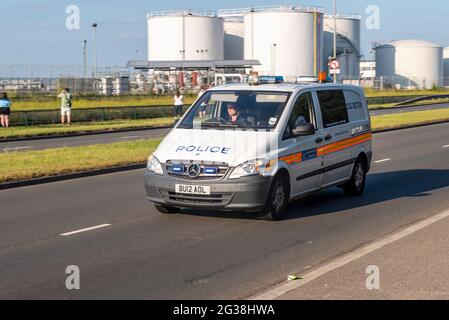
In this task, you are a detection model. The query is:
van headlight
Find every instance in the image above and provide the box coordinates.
[147,154,164,175]
[229,160,266,179]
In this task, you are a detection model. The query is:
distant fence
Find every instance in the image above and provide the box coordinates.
[9,105,190,126]
[367,95,428,105]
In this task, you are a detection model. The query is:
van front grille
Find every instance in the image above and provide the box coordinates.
[159,190,233,206]
[165,160,229,181]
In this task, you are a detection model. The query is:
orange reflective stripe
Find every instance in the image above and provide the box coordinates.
[280,152,302,165]
[318,133,372,156]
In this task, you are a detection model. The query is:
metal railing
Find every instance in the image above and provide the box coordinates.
[9,105,190,126]
[324,13,362,20]
[147,10,217,18]
[218,5,324,15]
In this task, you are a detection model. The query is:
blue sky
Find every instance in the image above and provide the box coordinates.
[1,0,448,66]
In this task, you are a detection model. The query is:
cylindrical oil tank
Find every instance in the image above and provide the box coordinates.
[244,6,324,81]
[444,47,449,87]
[323,14,361,80]
[147,11,224,61]
[223,18,244,60]
[375,40,443,89]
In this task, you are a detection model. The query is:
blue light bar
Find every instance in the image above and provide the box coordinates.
[258,76,284,84]
[203,167,218,175]
[171,165,184,173]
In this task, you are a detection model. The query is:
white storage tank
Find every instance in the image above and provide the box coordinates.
[375,40,443,89]
[244,6,324,81]
[147,11,224,61]
[444,47,449,87]
[223,18,244,60]
[323,14,361,80]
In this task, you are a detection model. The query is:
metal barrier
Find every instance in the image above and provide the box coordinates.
[9,105,190,126]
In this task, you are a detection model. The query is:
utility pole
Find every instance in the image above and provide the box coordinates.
[92,23,98,77]
[83,40,87,79]
[333,0,337,83]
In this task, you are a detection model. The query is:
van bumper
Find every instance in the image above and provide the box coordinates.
[144,170,273,212]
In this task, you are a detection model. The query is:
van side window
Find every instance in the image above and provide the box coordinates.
[283,92,315,140]
[317,90,349,128]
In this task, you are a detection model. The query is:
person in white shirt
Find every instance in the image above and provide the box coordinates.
[197,85,207,119]
[173,89,184,120]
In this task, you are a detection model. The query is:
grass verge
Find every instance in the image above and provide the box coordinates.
[0,139,161,183]
[364,88,449,97]
[10,89,449,111]
[371,108,449,129]
[0,117,173,139]
[12,95,197,111]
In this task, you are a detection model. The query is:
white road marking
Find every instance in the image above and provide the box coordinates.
[443,145,449,148]
[3,146,31,152]
[120,136,140,139]
[252,207,449,300]
[60,224,111,236]
[374,158,391,164]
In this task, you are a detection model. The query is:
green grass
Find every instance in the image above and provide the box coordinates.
[371,108,449,129]
[369,103,397,109]
[11,95,197,111]
[0,117,173,139]
[364,88,449,97]
[0,139,161,183]
[9,89,449,111]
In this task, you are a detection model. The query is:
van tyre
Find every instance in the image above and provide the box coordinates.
[343,158,367,197]
[155,205,181,214]
[259,174,289,221]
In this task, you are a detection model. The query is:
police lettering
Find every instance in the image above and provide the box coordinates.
[176,146,230,154]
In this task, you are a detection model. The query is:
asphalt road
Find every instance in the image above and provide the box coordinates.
[369,102,449,116]
[1,102,448,153]
[0,123,448,299]
[0,127,171,152]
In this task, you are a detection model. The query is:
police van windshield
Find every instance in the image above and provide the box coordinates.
[178,91,291,130]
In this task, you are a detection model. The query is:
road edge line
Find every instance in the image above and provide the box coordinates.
[0,163,146,190]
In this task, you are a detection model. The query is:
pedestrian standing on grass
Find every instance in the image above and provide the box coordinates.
[0,92,11,128]
[57,88,72,125]
[198,85,207,119]
[173,89,184,121]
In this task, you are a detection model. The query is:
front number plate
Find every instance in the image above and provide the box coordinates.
[175,184,211,195]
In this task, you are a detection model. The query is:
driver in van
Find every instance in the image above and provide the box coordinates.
[227,103,251,125]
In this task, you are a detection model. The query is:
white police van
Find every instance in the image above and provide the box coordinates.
[145,77,372,220]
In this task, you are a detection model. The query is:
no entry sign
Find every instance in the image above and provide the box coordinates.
[329,59,340,75]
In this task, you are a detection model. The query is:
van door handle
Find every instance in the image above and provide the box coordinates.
[315,137,324,144]
[324,134,333,141]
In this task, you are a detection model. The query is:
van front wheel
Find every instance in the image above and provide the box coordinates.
[259,175,289,221]
[343,159,367,197]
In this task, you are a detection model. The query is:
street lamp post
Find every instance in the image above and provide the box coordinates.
[92,23,98,78]
[83,40,87,79]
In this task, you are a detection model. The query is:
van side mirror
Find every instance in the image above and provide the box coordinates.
[292,123,316,137]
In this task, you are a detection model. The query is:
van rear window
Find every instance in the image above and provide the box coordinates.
[317,90,349,128]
